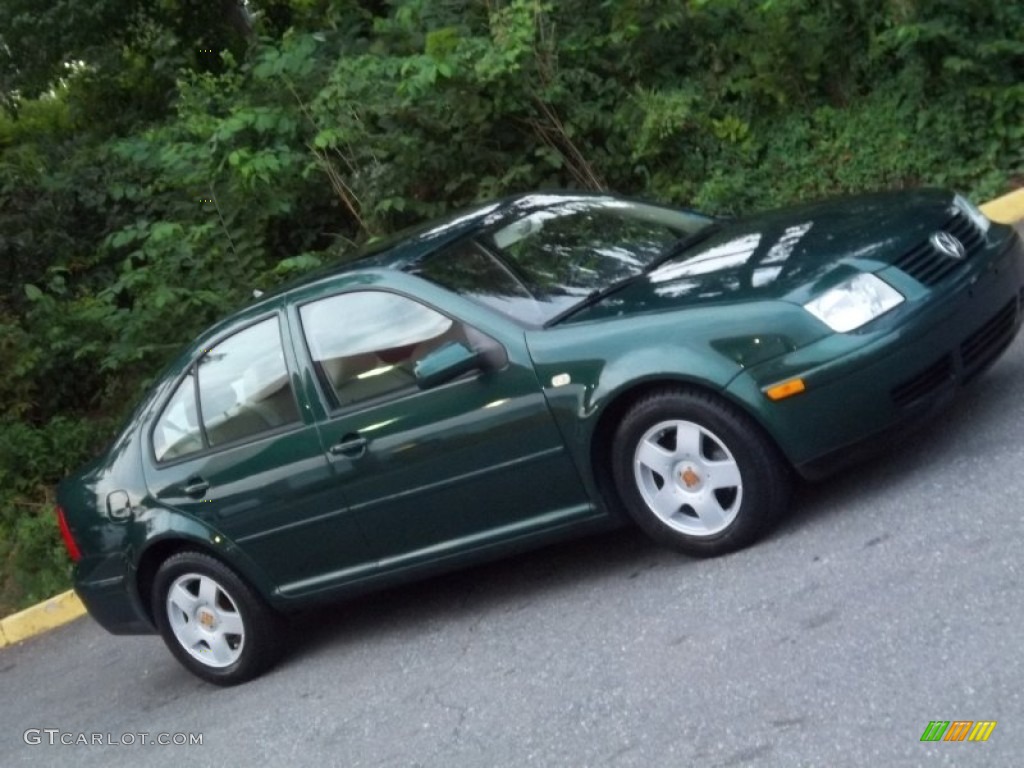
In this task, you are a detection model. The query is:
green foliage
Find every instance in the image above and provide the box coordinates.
[0,416,110,613]
[1,0,1022,615]
[0,0,254,119]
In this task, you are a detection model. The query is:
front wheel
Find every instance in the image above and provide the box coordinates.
[611,388,792,557]
[152,551,283,685]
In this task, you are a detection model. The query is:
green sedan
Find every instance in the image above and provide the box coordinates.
[57,189,1024,684]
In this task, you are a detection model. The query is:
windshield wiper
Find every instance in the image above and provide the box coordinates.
[543,272,646,328]
[642,222,723,275]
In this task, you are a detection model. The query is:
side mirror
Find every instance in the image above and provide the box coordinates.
[414,342,482,390]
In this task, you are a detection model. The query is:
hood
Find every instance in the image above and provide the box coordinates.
[565,188,956,322]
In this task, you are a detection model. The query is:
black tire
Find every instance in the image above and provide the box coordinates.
[611,388,792,557]
[151,551,283,685]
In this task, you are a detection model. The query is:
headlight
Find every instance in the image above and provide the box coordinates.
[954,193,991,234]
[804,273,904,332]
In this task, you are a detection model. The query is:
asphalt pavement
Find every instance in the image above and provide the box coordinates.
[3,275,1024,767]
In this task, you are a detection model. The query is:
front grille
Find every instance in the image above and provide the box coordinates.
[960,298,1019,379]
[891,355,955,408]
[893,211,985,286]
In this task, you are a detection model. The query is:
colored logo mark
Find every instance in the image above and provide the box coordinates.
[920,720,997,742]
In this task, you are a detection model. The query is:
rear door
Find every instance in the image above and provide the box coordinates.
[142,311,373,590]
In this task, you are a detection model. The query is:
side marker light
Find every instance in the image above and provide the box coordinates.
[765,378,806,401]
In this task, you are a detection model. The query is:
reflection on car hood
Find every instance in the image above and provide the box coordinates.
[566,188,955,322]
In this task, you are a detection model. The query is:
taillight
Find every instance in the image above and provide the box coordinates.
[56,505,82,562]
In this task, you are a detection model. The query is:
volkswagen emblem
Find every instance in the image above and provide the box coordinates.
[930,231,966,260]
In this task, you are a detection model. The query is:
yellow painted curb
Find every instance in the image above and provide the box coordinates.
[0,590,85,647]
[980,188,1024,224]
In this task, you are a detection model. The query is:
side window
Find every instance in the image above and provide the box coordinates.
[152,318,301,462]
[197,318,300,447]
[153,371,202,462]
[300,291,467,408]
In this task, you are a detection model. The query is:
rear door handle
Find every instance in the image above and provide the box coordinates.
[329,435,368,458]
[183,478,210,498]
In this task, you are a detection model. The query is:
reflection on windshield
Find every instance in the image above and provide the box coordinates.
[414,197,709,326]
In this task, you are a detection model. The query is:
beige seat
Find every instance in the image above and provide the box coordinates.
[316,321,472,408]
[205,406,271,446]
[321,352,415,406]
[248,379,300,427]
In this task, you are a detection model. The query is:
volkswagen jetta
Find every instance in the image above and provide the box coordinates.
[57,189,1024,684]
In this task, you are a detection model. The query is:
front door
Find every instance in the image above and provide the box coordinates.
[295,289,592,576]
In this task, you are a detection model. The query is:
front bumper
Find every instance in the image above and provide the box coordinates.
[730,225,1024,479]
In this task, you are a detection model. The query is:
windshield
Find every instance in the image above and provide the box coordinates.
[412,197,712,326]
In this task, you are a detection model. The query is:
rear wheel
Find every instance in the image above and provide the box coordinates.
[611,388,792,556]
[152,551,282,685]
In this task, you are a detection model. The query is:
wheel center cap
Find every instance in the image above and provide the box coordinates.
[678,465,703,491]
[197,609,217,630]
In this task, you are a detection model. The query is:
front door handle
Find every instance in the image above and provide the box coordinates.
[183,478,210,498]
[329,434,368,458]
